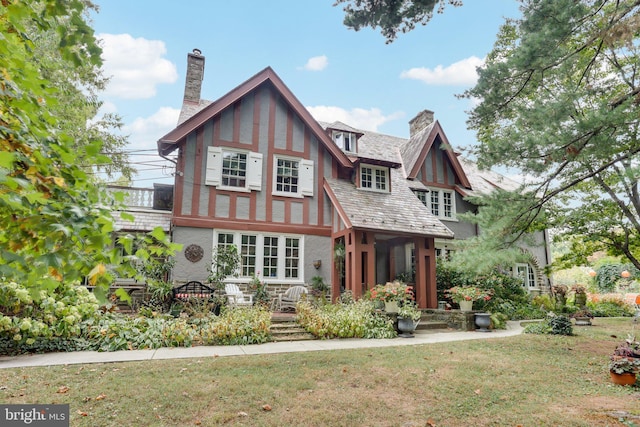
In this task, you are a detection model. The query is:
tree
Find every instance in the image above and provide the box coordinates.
[459,0,640,271]
[335,0,640,272]
[334,0,462,43]
[0,0,178,299]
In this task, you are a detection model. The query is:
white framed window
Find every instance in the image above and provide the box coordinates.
[514,263,537,291]
[213,231,304,282]
[360,165,388,192]
[206,146,262,191]
[272,156,314,197]
[333,131,357,154]
[414,188,456,220]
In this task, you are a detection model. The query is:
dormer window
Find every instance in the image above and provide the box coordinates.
[333,131,357,154]
[360,165,388,192]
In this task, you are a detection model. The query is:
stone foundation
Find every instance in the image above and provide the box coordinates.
[421,309,477,331]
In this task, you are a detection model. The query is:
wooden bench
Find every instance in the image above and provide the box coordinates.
[172,281,216,302]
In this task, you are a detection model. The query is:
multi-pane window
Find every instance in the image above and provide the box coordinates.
[360,165,388,192]
[413,190,427,206]
[443,191,453,218]
[430,191,440,216]
[214,231,302,281]
[263,236,278,278]
[221,151,247,187]
[276,158,299,194]
[415,188,456,219]
[285,238,299,278]
[241,235,257,277]
[515,264,536,291]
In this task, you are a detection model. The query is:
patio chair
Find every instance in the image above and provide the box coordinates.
[276,285,308,312]
[225,283,253,307]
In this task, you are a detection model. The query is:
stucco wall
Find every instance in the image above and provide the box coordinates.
[172,226,214,283]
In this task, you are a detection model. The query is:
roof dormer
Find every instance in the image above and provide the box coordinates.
[332,130,358,154]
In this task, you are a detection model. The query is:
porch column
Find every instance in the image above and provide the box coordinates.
[414,236,437,308]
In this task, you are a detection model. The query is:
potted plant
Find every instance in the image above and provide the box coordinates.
[369,281,413,313]
[445,286,492,311]
[310,275,330,305]
[397,302,421,337]
[609,336,640,385]
[571,308,594,326]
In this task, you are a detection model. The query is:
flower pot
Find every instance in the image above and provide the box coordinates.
[397,317,418,338]
[458,300,473,311]
[474,313,491,332]
[574,316,592,326]
[610,371,637,386]
[385,300,399,313]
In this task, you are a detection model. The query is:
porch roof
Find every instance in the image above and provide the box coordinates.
[325,169,454,239]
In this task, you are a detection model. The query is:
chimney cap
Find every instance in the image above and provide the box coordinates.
[192,48,202,56]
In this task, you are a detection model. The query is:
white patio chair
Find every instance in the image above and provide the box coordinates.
[276,286,308,312]
[224,283,253,307]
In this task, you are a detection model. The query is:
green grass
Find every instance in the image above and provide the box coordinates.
[1,318,639,426]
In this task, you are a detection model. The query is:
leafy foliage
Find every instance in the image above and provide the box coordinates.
[334,0,462,43]
[524,314,574,336]
[0,1,179,298]
[460,0,640,270]
[296,300,396,339]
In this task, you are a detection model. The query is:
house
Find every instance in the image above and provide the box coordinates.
[157,49,551,308]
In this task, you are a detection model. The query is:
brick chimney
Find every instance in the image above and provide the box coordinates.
[183,48,205,103]
[409,109,434,137]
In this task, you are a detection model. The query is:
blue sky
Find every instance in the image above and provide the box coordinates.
[90,1,521,186]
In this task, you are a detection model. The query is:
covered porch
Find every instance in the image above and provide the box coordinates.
[331,228,444,309]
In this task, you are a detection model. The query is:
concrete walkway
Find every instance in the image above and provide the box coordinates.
[0,321,524,369]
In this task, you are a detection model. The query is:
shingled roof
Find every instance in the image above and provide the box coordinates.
[324,169,454,238]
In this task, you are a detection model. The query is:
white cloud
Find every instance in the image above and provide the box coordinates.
[98,33,178,99]
[124,107,181,151]
[300,55,328,71]
[306,105,403,132]
[400,56,484,86]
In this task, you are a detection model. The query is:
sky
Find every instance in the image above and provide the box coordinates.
[90,1,522,187]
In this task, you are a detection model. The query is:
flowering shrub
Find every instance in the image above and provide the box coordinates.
[0,280,100,350]
[368,281,413,303]
[296,300,395,339]
[446,286,492,303]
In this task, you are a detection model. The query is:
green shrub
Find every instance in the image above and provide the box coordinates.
[436,263,528,313]
[0,280,100,348]
[549,315,573,335]
[588,297,634,317]
[296,300,395,339]
[523,314,573,336]
[523,321,551,334]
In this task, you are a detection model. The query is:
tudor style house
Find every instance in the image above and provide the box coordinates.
[157,49,551,308]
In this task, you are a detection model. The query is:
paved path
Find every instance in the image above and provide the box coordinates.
[0,321,524,369]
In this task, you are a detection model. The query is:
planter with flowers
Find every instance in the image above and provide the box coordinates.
[609,336,640,385]
[369,281,414,313]
[396,303,422,337]
[445,286,492,311]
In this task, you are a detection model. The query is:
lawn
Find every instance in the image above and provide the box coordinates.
[1,318,639,426]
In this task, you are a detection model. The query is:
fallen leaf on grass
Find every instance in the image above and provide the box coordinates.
[82,397,91,402]
[474,389,481,395]
[76,410,88,417]
[237,412,248,417]
[262,404,272,411]
[194,420,201,425]
[426,418,436,426]
[57,386,69,394]
[95,393,106,400]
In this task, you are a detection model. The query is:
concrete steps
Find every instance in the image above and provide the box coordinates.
[270,314,315,342]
